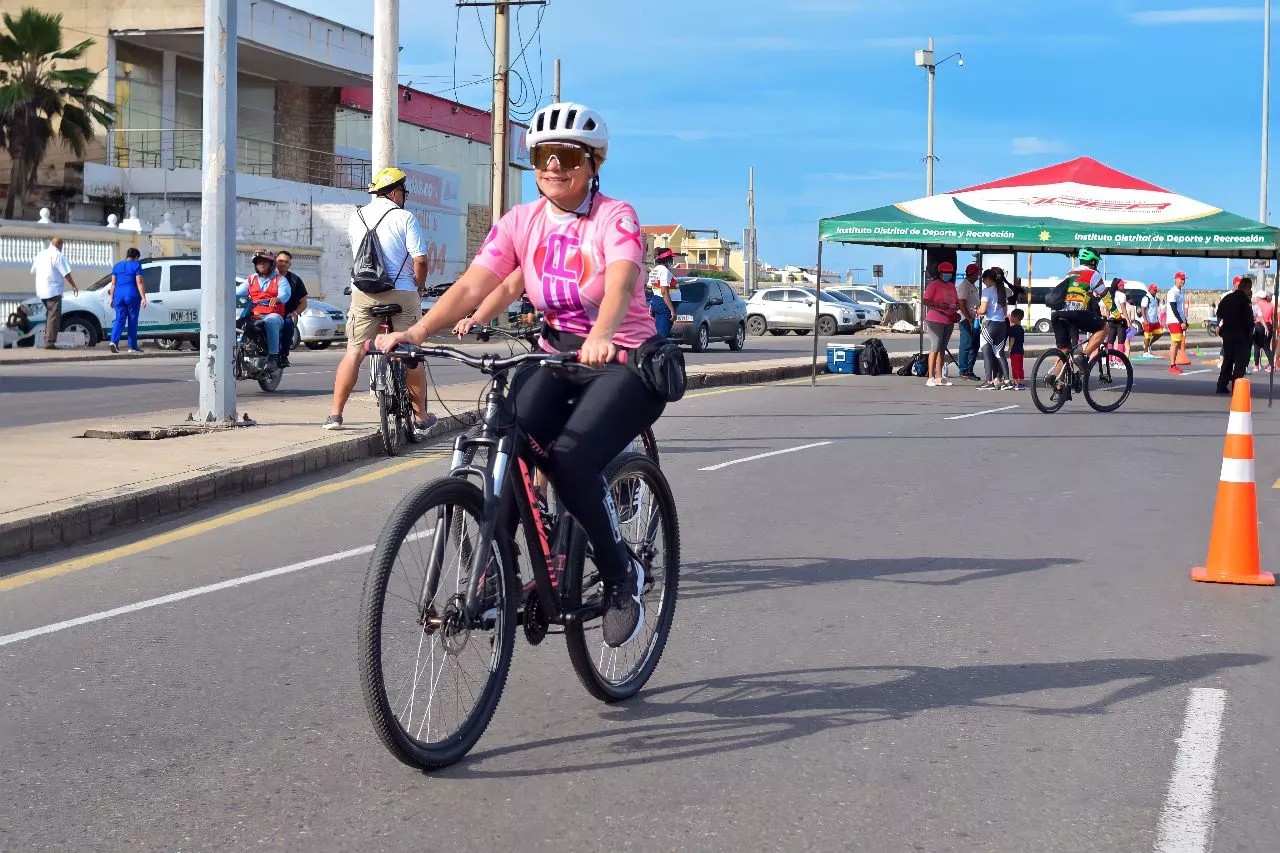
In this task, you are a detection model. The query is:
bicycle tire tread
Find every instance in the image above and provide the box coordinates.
[357,477,516,770]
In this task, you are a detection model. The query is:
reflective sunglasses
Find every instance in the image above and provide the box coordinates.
[530,142,591,171]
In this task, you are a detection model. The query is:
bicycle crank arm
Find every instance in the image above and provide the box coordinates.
[559,601,604,625]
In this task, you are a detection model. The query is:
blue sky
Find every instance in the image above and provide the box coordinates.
[301,0,1280,288]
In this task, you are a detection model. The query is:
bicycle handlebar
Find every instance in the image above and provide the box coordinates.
[363,340,628,374]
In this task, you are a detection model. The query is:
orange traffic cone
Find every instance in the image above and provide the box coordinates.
[1192,379,1275,585]
[1177,346,1193,366]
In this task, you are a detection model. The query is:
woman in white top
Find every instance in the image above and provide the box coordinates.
[975,268,1011,390]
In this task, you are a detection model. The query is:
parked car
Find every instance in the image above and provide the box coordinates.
[826,285,884,327]
[294,299,347,349]
[841,286,902,309]
[820,289,877,330]
[669,278,747,351]
[18,256,205,348]
[745,286,861,337]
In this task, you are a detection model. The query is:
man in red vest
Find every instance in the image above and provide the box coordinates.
[236,249,291,370]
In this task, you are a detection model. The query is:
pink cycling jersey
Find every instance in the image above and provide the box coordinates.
[472,194,654,349]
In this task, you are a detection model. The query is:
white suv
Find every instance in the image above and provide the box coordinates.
[20,256,207,348]
[745,286,861,336]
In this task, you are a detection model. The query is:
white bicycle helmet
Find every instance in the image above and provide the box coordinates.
[527,102,609,158]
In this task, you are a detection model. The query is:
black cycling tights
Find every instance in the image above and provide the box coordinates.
[511,363,666,584]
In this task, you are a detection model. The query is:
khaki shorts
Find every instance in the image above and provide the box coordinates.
[346,288,423,347]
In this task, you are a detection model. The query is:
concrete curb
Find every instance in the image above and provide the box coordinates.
[1,349,197,366]
[0,361,819,562]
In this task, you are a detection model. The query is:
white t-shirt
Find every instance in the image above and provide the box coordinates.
[1166,285,1187,326]
[646,265,680,301]
[31,245,72,299]
[347,196,428,292]
[1142,294,1160,324]
[980,285,1007,321]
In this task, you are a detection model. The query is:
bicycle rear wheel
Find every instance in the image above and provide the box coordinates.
[1085,349,1133,412]
[358,477,517,770]
[1030,349,1070,414]
[563,452,680,702]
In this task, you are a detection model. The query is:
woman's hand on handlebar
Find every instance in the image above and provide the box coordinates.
[373,326,425,353]
[578,331,617,367]
[453,316,480,338]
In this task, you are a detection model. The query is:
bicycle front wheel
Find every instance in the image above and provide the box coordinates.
[563,452,680,702]
[395,361,419,444]
[1085,349,1133,412]
[1030,349,1070,414]
[358,477,517,770]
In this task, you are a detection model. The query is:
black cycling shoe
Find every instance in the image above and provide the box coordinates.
[265,354,279,372]
[601,562,645,648]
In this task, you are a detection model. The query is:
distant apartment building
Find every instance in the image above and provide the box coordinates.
[640,223,737,275]
[1,0,526,298]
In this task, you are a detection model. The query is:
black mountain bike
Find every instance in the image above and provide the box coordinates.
[357,343,681,771]
[366,304,418,456]
[1030,321,1134,414]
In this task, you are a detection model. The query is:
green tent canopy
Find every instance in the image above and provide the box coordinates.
[819,157,1280,258]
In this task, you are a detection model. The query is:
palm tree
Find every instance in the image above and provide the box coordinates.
[0,8,113,220]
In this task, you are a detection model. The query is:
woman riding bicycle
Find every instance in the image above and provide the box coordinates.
[375,101,662,648]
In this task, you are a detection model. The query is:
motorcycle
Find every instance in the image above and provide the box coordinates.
[235,296,286,392]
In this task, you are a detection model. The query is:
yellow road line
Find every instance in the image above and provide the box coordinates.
[0,452,447,592]
[5,367,833,591]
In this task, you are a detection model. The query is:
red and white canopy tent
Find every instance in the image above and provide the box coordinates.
[811,158,1280,388]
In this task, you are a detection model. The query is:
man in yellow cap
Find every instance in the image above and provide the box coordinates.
[325,167,435,432]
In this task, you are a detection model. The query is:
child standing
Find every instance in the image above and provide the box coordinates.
[1008,308,1026,391]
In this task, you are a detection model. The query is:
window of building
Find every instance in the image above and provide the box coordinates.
[114,42,163,167]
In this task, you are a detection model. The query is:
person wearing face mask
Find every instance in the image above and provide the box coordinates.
[921,261,960,387]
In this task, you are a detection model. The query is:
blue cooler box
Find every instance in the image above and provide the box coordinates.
[827,343,863,374]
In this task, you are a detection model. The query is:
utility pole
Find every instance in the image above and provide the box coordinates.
[1263,0,1271,226]
[196,0,237,422]
[925,36,935,196]
[553,57,561,102]
[490,1,510,221]
[372,0,399,171]
[747,166,756,296]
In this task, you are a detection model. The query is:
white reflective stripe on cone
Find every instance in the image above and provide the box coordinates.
[1227,411,1253,436]
[1220,457,1256,484]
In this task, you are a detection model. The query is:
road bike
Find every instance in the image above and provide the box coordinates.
[356,343,680,770]
[365,304,418,456]
[1030,320,1133,414]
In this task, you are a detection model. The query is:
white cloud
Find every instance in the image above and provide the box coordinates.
[1011,136,1065,155]
[1129,7,1262,25]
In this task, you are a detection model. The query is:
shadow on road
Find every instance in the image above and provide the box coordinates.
[450,653,1266,778]
[678,555,1077,600]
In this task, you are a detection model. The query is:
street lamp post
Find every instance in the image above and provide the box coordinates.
[914,38,964,197]
[914,39,963,355]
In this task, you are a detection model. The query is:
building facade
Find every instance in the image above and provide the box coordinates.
[0,0,525,300]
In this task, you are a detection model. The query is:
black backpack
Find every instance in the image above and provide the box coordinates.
[1044,275,1070,311]
[859,337,891,376]
[351,207,407,294]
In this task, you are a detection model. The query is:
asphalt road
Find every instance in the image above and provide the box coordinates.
[0,331,935,428]
[2,360,1277,851]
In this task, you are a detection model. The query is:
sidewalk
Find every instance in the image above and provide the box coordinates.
[0,355,815,559]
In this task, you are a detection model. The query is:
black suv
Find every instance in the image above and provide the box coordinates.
[668,278,747,352]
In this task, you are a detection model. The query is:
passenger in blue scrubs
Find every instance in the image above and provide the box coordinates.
[108,247,146,354]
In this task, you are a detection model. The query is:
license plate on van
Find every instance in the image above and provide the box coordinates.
[170,309,198,323]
